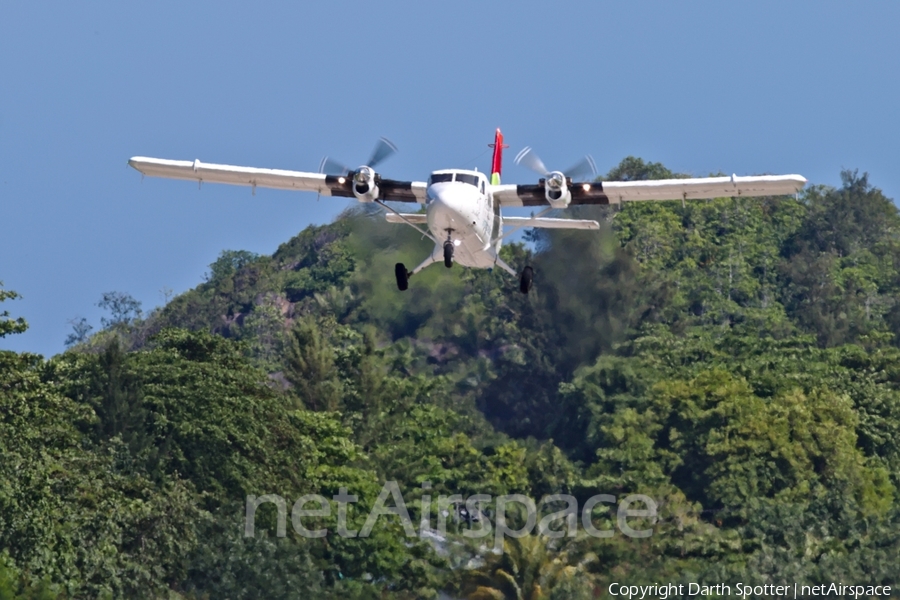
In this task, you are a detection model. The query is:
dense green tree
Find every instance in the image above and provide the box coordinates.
[284,315,344,411]
[1,342,203,597]
[0,554,59,600]
[777,170,900,346]
[7,159,900,595]
[602,156,687,182]
[206,249,262,285]
[182,513,326,599]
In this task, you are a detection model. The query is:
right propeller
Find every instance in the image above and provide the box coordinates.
[514,147,597,181]
[515,147,597,208]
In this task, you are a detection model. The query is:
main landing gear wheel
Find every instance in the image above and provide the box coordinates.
[395,263,409,291]
[443,241,454,268]
[519,266,534,294]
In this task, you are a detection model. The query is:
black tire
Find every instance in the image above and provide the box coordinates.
[443,242,453,268]
[519,266,533,294]
[395,263,409,291]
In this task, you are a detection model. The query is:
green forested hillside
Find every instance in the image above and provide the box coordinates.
[2,160,899,598]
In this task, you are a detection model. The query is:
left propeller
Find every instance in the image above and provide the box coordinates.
[319,137,398,176]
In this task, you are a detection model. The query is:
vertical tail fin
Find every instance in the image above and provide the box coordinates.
[489,128,508,185]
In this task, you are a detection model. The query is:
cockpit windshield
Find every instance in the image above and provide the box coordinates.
[428,172,482,187]
[428,173,454,185]
[456,173,479,187]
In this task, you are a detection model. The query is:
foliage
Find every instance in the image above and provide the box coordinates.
[0,284,27,338]
[4,158,900,595]
[0,348,204,598]
[458,535,596,600]
[97,291,143,329]
[64,317,93,347]
[602,156,688,182]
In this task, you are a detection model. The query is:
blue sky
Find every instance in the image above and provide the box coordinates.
[2,1,899,356]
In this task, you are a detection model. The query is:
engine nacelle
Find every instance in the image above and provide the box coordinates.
[352,166,380,202]
[544,171,571,209]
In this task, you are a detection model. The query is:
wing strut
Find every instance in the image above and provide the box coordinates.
[493,256,518,277]
[410,250,440,275]
[375,200,439,244]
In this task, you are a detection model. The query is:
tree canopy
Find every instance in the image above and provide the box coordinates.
[3,160,900,597]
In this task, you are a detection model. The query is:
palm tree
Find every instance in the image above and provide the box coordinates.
[460,535,595,600]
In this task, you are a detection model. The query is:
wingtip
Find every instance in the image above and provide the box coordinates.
[128,156,156,174]
[791,174,808,189]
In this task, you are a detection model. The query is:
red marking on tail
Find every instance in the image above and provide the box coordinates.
[489,128,508,182]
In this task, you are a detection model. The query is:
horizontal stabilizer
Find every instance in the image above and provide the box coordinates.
[385,213,428,224]
[502,216,600,230]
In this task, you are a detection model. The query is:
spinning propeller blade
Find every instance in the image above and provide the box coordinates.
[514,147,549,177]
[319,157,351,176]
[562,155,597,181]
[367,137,398,169]
[515,146,596,181]
[319,137,398,175]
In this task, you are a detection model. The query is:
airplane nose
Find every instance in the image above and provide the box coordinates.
[428,186,471,231]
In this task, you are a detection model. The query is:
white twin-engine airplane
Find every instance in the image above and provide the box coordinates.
[128,130,806,294]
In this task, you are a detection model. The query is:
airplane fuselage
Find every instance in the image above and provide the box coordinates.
[424,169,500,269]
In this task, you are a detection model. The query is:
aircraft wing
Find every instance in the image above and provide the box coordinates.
[128,157,427,203]
[492,174,807,207]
